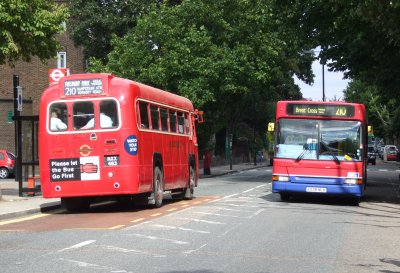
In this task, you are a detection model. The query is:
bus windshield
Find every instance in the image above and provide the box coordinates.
[276,119,363,162]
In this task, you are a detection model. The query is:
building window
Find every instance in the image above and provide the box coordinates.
[57,52,67,68]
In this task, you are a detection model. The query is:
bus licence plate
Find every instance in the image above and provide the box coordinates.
[306,187,327,193]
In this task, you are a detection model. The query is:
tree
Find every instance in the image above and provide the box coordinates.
[0,0,69,66]
[273,1,400,98]
[90,0,312,150]
[344,80,400,143]
[68,0,166,62]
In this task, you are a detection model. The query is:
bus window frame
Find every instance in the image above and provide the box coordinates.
[135,98,191,137]
[49,102,68,132]
[46,98,122,134]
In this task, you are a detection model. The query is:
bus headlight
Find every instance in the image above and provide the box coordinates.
[272,175,290,182]
[345,178,363,185]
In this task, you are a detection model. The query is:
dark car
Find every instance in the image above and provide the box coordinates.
[0,150,15,179]
[367,146,376,165]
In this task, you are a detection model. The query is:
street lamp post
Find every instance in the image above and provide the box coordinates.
[322,63,325,101]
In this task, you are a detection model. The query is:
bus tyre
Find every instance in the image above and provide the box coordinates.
[184,165,195,200]
[280,193,290,201]
[61,197,90,212]
[153,166,164,208]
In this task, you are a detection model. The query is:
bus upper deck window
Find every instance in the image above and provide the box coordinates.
[100,100,118,128]
[73,101,94,130]
[138,101,149,129]
[169,110,177,133]
[177,112,185,134]
[150,105,160,130]
[160,108,168,132]
[49,103,68,131]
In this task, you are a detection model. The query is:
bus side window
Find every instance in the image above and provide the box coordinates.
[150,105,160,131]
[49,103,68,131]
[160,108,168,132]
[177,112,185,134]
[169,110,177,133]
[100,100,118,128]
[184,113,190,134]
[138,101,149,129]
[73,101,94,130]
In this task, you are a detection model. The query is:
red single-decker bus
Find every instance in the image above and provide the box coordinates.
[272,101,367,203]
[39,73,203,210]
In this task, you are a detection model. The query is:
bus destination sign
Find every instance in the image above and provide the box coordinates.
[64,78,103,96]
[287,104,355,117]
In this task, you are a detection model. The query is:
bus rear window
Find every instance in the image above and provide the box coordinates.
[49,103,68,131]
[73,102,94,130]
[100,100,118,128]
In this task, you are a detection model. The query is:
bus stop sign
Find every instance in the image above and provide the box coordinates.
[49,68,69,85]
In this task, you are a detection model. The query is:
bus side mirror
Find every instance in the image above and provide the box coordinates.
[194,110,204,123]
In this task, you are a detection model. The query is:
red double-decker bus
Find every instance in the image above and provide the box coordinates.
[39,73,203,210]
[272,101,367,203]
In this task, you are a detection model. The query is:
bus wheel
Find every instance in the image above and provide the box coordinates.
[61,197,90,212]
[280,193,290,201]
[184,165,195,200]
[152,166,164,208]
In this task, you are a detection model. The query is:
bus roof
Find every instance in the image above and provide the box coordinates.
[41,73,194,111]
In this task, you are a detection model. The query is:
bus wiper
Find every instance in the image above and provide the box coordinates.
[295,148,310,162]
[320,141,340,165]
[324,151,340,165]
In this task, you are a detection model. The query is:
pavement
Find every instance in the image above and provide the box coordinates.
[0,162,268,221]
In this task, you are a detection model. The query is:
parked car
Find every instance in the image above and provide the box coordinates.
[0,150,15,179]
[367,146,376,165]
[383,145,398,161]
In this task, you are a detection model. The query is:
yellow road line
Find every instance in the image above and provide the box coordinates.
[167,208,177,212]
[181,204,189,208]
[109,225,125,230]
[130,218,145,223]
[150,213,162,217]
[0,213,49,226]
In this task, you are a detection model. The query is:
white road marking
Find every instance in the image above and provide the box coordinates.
[58,240,96,252]
[151,224,210,234]
[127,233,189,245]
[177,217,225,225]
[184,243,208,255]
[98,245,165,258]
[58,258,111,270]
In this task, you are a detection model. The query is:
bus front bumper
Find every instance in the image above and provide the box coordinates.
[272,181,364,197]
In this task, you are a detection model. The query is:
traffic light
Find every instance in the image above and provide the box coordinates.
[368,125,373,134]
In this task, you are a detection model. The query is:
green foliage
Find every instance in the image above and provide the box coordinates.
[68,0,163,62]
[275,0,400,142]
[0,0,69,66]
[89,0,311,150]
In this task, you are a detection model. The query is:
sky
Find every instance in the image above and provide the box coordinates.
[294,60,349,101]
